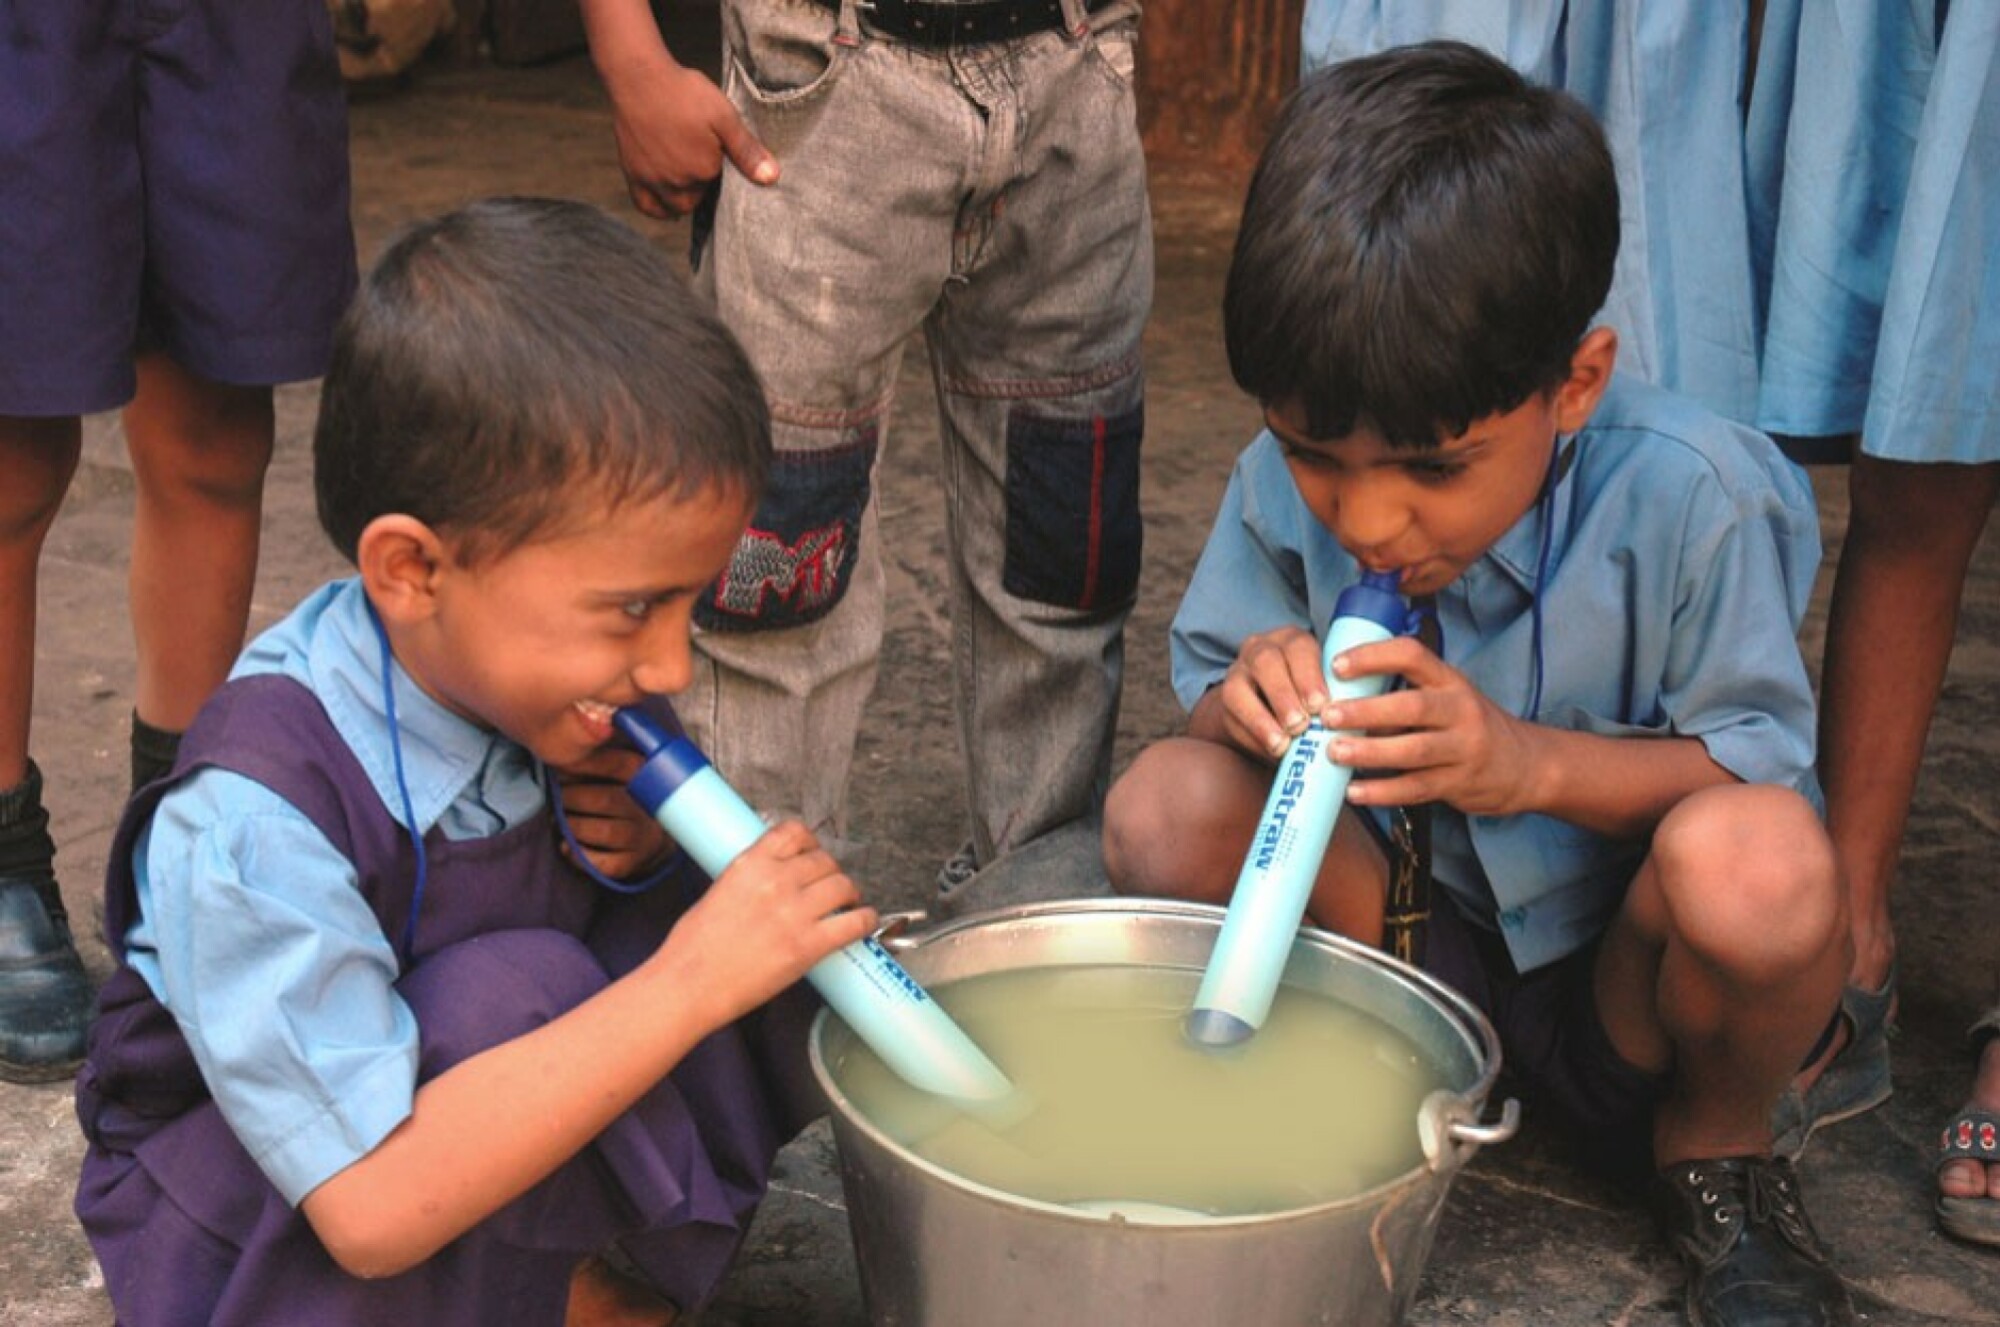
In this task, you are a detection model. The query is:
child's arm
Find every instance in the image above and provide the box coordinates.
[298,821,873,1279]
[578,0,777,219]
[552,746,675,880]
[1320,635,1735,840]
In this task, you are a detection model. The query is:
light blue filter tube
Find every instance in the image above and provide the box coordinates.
[1185,570,1411,1048]
[613,708,1016,1105]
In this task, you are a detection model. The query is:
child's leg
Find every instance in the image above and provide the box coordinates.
[0,415,82,788]
[1594,785,1855,1323]
[566,1256,676,1327]
[0,413,93,1079]
[1592,784,1847,1165]
[1102,736,1389,942]
[1818,455,2000,991]
[121,352,275,736]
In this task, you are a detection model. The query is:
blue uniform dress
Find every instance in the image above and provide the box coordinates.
[1298,1,1766,425]
[1751,0,2000,462]
[74,580,821,1325]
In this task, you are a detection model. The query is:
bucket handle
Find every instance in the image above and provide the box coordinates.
[1418,1091,1521,1172]
[1447,1097,1520,1148]
[871,910,932,953]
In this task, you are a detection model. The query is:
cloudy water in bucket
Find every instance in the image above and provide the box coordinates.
[827,964,1441,1217]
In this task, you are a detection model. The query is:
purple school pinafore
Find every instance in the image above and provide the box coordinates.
[74,674,822,1325]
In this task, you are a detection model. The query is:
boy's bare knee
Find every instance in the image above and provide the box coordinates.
[1651,784,1841,980]
[1104,739,1256,902]
[1103,747,1176,895]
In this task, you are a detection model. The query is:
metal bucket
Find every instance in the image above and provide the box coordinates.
[808,899,1518,1327]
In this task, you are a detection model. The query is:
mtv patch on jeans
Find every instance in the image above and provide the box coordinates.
[698,428,877,632]
[1003,404,1143,610]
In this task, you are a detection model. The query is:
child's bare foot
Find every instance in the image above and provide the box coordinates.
[565,1254,678,1327]
[1936,1032,2000,1248]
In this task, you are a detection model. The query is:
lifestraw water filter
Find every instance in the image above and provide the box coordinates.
[1185,569,1413,1048]
[613,707,1016,1106]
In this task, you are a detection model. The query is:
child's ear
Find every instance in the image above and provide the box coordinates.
[1552,326,1618,434]
[356,515,449,625]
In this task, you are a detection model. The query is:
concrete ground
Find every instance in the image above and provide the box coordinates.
[6,50,1999,1327]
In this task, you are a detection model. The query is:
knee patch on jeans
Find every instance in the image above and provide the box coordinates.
[698,424,877,632]
[1002,402,1143,610]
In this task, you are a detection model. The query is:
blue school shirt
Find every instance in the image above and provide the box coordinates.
[123,577,547,1205]
[1170,374,1822,973]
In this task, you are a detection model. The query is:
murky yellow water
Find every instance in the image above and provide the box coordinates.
[828,964,1442,1217]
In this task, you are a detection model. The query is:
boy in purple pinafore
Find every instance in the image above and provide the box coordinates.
[73,197,878,1326]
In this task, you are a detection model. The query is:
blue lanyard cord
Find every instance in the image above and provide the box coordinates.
[365,605,680,955]
[540,757,686,895]
[1523,435,1569,724]
[367,604,430,961]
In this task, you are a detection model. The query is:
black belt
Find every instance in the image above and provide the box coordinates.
[813,0,1115,47]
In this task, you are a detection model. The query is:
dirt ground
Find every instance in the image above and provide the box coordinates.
[4,50,1998,1327]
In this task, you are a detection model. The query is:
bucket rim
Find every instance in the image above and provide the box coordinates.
[807,896,1507,1228]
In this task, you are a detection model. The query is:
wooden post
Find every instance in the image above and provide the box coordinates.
[1136,0,1303,177]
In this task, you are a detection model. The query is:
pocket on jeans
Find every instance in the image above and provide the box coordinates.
[1084,17,1140,86]
[1002,403,1143,611]
[722,1,848,106]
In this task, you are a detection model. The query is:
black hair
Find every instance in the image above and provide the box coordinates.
[1224,40,1619,448]
[314,196,770,563]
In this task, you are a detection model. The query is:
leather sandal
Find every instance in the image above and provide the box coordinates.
[1771,970,1895,1158]
[1936,1107,2000,1249]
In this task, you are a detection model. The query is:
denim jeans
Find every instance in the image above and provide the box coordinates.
[688,0,1152,872]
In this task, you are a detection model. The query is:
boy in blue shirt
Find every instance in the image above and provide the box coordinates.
[73,197,876,1326]
[1105,44,1854,1327]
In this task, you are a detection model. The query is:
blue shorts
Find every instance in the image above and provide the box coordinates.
[1422,890,1669,1184]
[0,0,357,417]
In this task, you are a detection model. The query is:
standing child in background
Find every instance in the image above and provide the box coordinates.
[1105,46,1854,1326]
[578,0,1151,907]
[73,198,876,1326]
[1753,5,2000,1240]
[0,1,356,1081]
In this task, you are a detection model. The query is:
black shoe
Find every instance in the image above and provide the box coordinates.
[0,872,94,1082]
[1655,1155,1854,1327]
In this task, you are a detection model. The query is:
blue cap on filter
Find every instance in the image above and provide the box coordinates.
[614,707,711,815]
[1335,568,1414,634]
